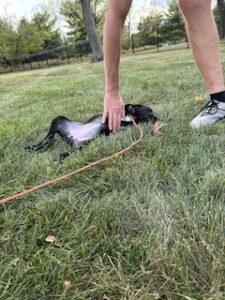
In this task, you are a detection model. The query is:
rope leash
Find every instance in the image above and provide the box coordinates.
[0,118,144,206]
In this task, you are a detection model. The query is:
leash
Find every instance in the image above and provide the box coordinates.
[0,118,144,206]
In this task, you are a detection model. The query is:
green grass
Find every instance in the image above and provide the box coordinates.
[1,49,225,300]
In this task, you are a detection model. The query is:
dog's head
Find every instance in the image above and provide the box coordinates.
[125,104,165,134]
[125,104,159,124]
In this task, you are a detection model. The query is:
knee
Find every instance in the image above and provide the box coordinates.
[179,0,211,16]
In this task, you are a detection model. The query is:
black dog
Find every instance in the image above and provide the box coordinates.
[25,104,161,159]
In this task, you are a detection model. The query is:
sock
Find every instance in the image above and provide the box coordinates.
[210,91,225,102]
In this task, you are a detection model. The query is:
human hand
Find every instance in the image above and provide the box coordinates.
[102,91,125,133]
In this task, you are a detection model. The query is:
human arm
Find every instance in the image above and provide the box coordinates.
[102,0,132,132]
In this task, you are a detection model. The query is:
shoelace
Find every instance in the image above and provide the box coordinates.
[201,100,219,115]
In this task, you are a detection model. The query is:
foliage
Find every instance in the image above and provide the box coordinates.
[17,18,44,56]
[91,0,105,36]
[31,9,62,50]
[0,6,63,61]
[213,4,220,25]
[0,18,16,60]
[0,17,43,60]
[215,0,225,39]
[135,11,164,47]
[133,1,186,48]
[60,0,86,41]
[160,0,186,43]
[60,0,103,61]
[122,25,131,50]
[61,0,105,42]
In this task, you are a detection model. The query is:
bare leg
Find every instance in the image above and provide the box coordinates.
[179,0,225,94]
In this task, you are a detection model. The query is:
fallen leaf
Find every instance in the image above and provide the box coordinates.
[46,166,52,174]
[195,95,202,103]
[64,280,72,288]
[45,235,57,243]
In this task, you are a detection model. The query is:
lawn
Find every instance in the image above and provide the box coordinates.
[0,49,225,300]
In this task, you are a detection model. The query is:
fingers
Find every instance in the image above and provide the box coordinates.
[109,111,113,131]
[102,110,107,124]
[108,112,122,133]
[113,113,121,133]
[117,113,121,132]
[122,106,125,119]
[113,114,117,133]
[103,92,125,132]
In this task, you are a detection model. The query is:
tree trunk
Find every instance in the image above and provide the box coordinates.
[217,0,225,39]
[80,0,103,62]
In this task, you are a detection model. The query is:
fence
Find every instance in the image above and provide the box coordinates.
[1,38,225,74]
[0,40,91,74]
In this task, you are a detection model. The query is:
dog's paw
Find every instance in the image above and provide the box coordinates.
[59,152,71,162]
[24,145,34,152]
[151,121,167,135]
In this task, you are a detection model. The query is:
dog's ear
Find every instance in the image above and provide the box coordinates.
[125,104,136,115]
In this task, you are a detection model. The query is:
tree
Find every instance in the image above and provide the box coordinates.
[122,25,131,50]
[16,18,44,57]
[0,18,17,60]
[161,0,186,43]
[0,17,43,60]
[61,0,86,41]
[31,9,62,50]
[91,0,105,36]
[217,0,225,39]
[81,0,103,61]
[61,0,103,62]
[136,11,164,47]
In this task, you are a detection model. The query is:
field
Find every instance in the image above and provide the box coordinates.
[0,49,225,300]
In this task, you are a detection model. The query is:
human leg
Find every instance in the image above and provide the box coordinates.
[179,0,225,128]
